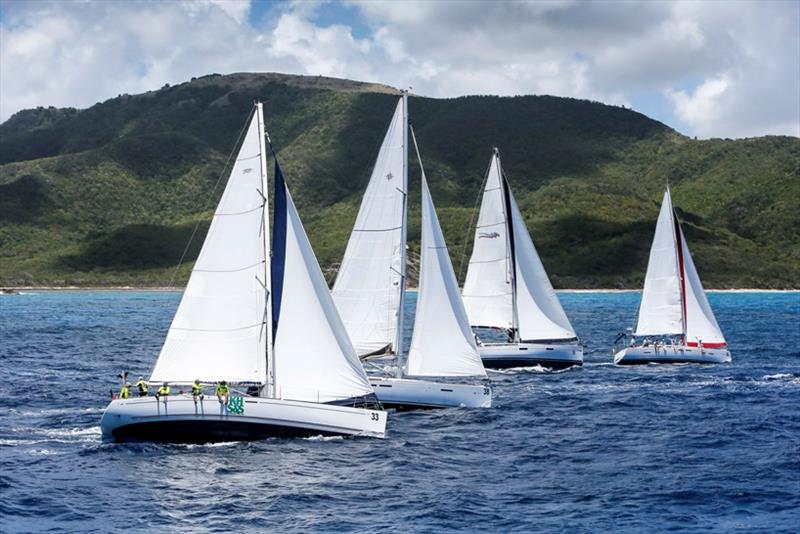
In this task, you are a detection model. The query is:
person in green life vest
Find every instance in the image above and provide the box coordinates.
[135,376,149,397]
[216,381,229,405]
[156,382,170,400]
[119,382,131,399]
[192,379,204,403]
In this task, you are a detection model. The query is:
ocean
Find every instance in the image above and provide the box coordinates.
[1,290,798,532]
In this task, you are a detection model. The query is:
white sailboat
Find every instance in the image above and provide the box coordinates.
[462,149,583,369]
[613,189,730,365]
[100,103,387,442]
[334,95,491,409]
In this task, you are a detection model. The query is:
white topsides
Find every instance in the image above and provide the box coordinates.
[332,98,407,355]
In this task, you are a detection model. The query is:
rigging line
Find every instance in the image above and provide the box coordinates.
[457,152,495,283]
[167,106,256,289]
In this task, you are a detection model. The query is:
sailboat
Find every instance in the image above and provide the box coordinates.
[462,149,583,370]
[613,188,731,365]
[100,103,387,442]
[334,95,491,409]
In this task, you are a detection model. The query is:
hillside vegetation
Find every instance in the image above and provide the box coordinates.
[1,72,798,288]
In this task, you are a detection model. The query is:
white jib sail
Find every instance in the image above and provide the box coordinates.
[462,153,514,330]
[508,189,576,341]
[679,226,726,346]
[332,98,406,355]
[273,186,375,403]
[406,152,487,377]
[151,111,267,384]
[635,190,684,336]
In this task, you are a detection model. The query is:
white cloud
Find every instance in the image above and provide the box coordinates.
[0,0,797,138]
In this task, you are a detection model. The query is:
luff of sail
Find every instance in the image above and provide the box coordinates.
[462,154,514,330]
[332,98,407,356]
[150,109,267,384]
[635,190,684,336]
[272,162,375,403]
[507,188,576,341]
[406,137,486,378]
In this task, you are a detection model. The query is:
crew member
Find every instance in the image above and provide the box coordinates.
[216,381,229,405]
[192,379,204,403]
[156,382,170,399]
[120,382,131,399]
[135,376,149,397]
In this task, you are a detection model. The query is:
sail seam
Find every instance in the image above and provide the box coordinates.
[352,226,403,233]
[193,261,264,273]
[215,206,262,217]
[236,154,261,162]
[171,322,264,332]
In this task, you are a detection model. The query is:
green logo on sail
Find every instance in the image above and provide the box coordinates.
[227,396,244,415]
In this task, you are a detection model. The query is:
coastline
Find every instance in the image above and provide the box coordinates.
[3,286,798,293]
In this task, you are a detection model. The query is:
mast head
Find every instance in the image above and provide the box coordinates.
[493,146,500,156]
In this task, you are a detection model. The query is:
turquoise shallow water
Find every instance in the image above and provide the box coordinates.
[1,290,798,532]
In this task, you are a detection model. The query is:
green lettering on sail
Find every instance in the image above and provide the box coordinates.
[227,396,244,415]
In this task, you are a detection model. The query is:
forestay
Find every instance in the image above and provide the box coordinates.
[679,226,726,347]
[406,150,486,378]
[272,163,375,403]
[151,111,267,384]
[635,190,684,336]
[462,154,514,330]
[508,189,576,341]
[332,98,407,355]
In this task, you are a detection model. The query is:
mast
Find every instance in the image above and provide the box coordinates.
[256,102,274,397]
[497,149,520,342]
[667,186,687,338]
[394,90,409,378]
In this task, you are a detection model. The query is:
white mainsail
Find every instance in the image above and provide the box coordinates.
[272,164,375,403]
[332,98,407,355]
[635,190,684,336]
[508,189,576,341]
[151,109,268,384]
[679,226,727,347]
[406,142,486,378]
[463,150,576,341]
[462,153,514,330]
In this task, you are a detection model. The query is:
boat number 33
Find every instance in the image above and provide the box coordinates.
[371,412,380,421]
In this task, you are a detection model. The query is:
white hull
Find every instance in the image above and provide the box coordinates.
[478,342,583,369]
[100,395,387,442]
[614,345,731,365]
[369,377,491,410]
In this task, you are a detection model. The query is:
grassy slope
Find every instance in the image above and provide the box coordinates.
[0,73,798,288]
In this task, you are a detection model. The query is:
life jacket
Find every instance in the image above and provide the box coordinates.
[120,386,130,399]
[192,384,202,395]
[216,384,229,395]
[136,380,148,393]
[158,385,170,396]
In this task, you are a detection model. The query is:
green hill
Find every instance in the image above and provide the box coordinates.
[1,72,798,288]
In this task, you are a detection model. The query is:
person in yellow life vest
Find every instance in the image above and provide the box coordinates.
[135,376,148,397]
[216,381,229,405]
[191,379,204,403]
[156,382,170,400]
[119,382,131,399]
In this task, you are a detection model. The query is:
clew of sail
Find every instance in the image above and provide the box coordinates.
[635,190,684,336]
[462,154,514,330]
[150,110,267,384]
[272,162,375,403]
[406,138,487,378]
[508,189,576,341]
[332,98,407,356]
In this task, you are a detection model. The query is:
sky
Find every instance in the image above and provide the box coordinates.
[0,0,798,138]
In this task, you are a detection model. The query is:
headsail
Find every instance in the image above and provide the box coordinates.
[406,135,486,378]
[332,98,407,356]
[151,108,268,384]
[508,189,576,341]
[635,190,684,336]
[272,162,375,403]
[679,226,727,347]
[462,153,514,330]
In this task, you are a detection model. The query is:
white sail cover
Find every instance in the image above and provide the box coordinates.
[635,190,684,336]
[272,173,375,403]
[332,98,406,355]
[680,227,727,346]
[508,190,576,341]
[406,170,486,377]
[462,154,513,329]
[151,112,267,384]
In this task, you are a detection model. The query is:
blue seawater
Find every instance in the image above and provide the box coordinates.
[1,290,798,532]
